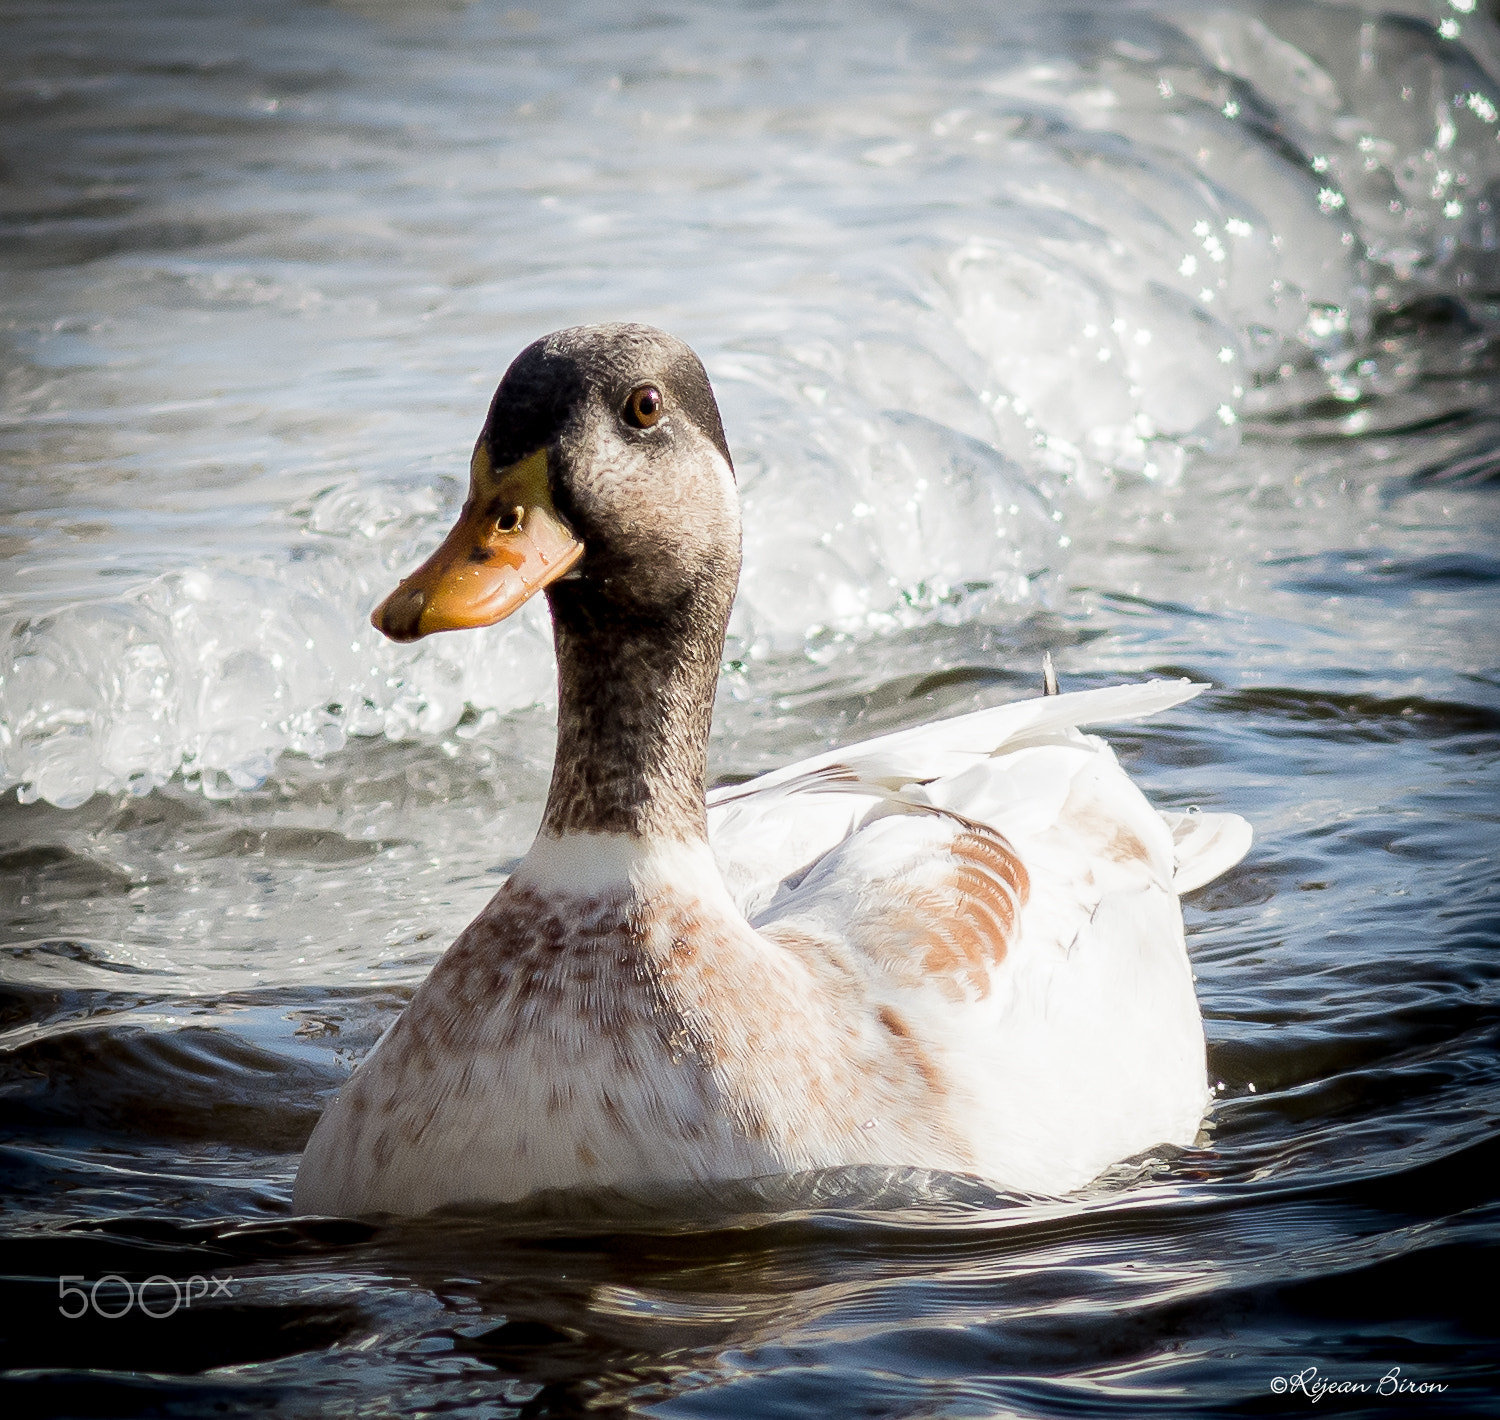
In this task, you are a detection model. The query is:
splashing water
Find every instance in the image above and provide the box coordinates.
[3,0,1496,808]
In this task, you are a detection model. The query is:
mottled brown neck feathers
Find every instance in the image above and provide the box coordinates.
[540,579,732,841]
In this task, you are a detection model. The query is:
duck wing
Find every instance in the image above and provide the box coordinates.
[706,679,1250,1193]
[707,679,1250,917]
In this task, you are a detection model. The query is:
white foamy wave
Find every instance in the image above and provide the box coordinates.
[0,485,558,809]
[4,2,1497,807]
[720,366,1064,655]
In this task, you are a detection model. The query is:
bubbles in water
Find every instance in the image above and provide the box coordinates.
[1,484,559,808]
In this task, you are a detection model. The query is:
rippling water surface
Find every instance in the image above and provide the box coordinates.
[2,0,1498,1414]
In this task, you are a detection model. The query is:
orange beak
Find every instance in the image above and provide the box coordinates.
[371,446,583,642]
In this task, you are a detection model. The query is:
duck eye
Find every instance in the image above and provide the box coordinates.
[625,385,663,429]
[495,506,524,533]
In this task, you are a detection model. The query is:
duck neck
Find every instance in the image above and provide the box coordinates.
[538,581,729,843]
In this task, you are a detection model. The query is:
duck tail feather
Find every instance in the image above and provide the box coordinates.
[1160,809,1254,893]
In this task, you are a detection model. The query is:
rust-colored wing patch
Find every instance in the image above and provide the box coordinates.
[772,822,1029,1004]
[892,827,1028,1000]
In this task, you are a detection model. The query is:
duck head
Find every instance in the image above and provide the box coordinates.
[372,323,739,643]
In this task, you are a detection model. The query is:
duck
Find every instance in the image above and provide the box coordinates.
[293,322,1251,1216]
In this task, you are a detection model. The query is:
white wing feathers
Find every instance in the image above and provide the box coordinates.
[708,680,1250,916]
[709,678,1205,807]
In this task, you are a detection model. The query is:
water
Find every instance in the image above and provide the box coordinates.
[2,0,1497,1412]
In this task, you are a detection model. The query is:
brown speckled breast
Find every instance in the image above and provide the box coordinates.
[306,862,988,1212]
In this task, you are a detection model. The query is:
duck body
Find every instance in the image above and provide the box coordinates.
[293,324,1250,1216]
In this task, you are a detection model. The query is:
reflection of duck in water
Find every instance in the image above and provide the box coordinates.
[294,323,1250,1216]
